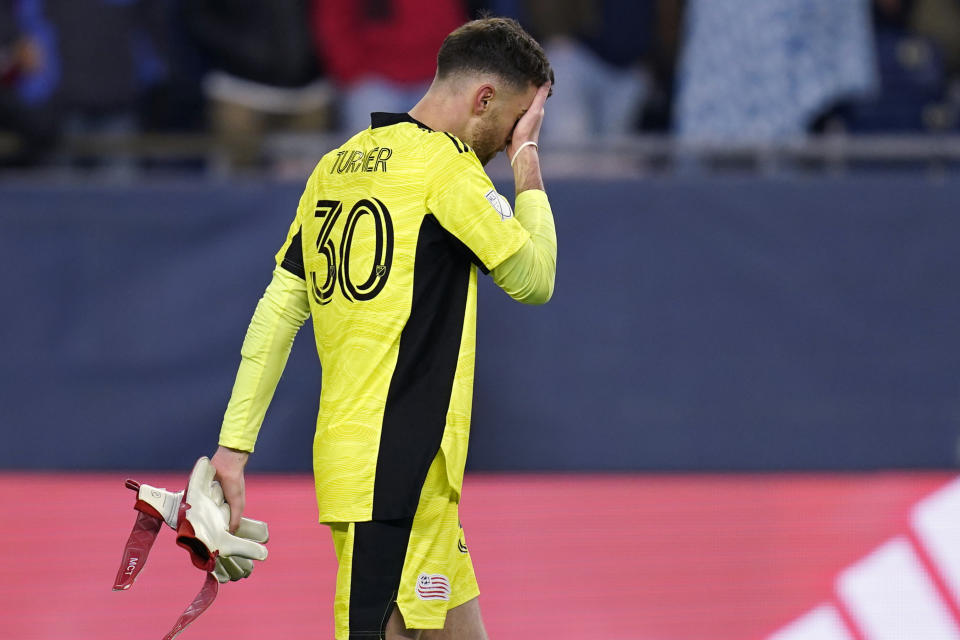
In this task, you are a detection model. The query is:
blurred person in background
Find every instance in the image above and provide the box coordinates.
[183,0,331,169]
[674,0,879,143]
[0,0,57,166]
[312,0,466,135]
[4,0,201,172]
[900,0,960,130]
[814,0,958,133]
[909,0,960,85]
[638,0,685,133]
[39,0,168,177]
[134,0,207,137]
[523,0,654,145]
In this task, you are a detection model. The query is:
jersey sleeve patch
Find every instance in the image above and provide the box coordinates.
[484,189,514,221]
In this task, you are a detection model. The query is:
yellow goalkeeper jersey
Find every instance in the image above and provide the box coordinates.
[275,112,531,522]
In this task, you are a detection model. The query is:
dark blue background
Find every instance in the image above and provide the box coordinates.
[3,175,959,471]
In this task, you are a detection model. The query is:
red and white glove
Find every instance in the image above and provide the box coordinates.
[113,457,269,640]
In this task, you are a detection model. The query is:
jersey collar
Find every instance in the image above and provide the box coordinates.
[370,112,433,131]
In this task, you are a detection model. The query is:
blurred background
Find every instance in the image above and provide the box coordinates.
[3,1,960,639]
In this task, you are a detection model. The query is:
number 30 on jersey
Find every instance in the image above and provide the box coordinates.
[310,198,394,305]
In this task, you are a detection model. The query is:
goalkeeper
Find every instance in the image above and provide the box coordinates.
[211,17,556,640]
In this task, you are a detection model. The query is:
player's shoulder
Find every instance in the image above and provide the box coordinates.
[428,129,474,157]
[418,130,484,182]
[417,127,474,160]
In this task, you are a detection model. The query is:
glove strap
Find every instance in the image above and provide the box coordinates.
[113,480,163,591]
[162,572,220,640]
[113,479,221,640]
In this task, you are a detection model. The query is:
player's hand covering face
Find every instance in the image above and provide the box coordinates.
[506,81,551,162]
[468,81,543,166]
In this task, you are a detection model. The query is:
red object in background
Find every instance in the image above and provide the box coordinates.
[0,471,954,640]
[312,0,465,85]
[0,56,21,86]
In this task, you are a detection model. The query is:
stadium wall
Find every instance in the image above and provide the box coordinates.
[2,175,959,472]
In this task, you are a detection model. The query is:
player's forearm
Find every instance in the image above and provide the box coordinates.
[511,145,544,195]
[218,267,311,452]
[491,189,557,304]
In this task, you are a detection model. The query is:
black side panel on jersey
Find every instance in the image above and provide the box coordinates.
[444,229,489,275]
[280,226,306,279]
[372,215,470,520]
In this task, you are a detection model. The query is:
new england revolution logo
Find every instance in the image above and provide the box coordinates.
[415,573,451,601]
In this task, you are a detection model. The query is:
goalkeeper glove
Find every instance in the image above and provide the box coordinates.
[113,457,269,640]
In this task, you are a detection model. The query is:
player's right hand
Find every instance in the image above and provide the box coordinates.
[211,445,250,533]
[178,458,268,579]
[506,81,551,161]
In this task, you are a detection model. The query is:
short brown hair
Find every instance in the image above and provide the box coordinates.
[437,17,554,91]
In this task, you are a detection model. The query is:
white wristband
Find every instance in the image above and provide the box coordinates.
[510,141,539,167]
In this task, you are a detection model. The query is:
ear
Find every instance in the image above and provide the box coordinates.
[472,84,496,115]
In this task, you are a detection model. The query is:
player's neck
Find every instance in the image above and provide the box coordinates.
[408,85,469,140]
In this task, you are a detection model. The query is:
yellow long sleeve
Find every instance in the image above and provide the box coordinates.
[218,266,311,452]
[491,189,557,304]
